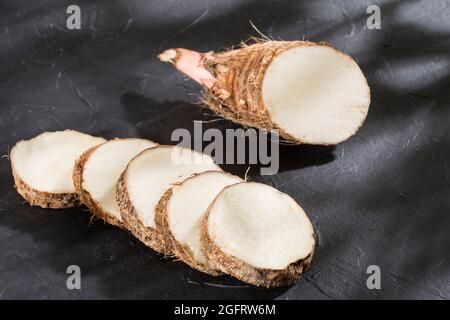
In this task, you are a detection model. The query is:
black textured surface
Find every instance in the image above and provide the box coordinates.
[0,0,449,299]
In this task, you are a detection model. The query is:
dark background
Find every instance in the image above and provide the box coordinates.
[0,0,449,299]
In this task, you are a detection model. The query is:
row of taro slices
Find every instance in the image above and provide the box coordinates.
[11,130,315,288]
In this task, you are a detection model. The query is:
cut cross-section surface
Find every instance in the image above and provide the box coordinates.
[262,44,370,144]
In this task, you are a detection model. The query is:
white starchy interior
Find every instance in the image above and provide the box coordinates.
[167,171,242,266]
[262,45,370,144]
[125,146,220,228]
[10,130,105,193]
[207,182,315,270]
[82,139,157,221]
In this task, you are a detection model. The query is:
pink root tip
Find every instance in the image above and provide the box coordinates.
[158,48,216,88]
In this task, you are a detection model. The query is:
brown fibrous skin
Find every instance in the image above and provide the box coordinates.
[199,203,315,288]
[154,183,222,276]
[12,165,81,209]
[116,171,169,254]
[72,144,124,228]
[159,40,371,145]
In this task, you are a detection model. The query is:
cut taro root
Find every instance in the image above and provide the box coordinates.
[10,130,106,208]
[200,182,315,288]
[155,171,242,275]
[73,138,158,227]
[159,41,371,145]
[116,145,221,254]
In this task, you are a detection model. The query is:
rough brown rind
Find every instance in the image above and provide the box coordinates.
[154,181,222,276]
[199,201,315,288]
[12,165,81,208]
[72,144,124,228]
[116,171,169,254]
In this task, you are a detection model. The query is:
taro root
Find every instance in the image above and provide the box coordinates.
[159,41,370,145]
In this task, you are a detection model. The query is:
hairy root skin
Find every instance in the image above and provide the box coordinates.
[199,210,314,288]
[116,172,169,254]
[12,167,81,209]
[72,145,124,228]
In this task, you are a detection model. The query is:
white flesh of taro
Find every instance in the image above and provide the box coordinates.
[167,171,242,268]
[81,139,157,222]
[125,146,221,228]
[11,130,105,194]
[207,182,315,270]
[262,45,370,145]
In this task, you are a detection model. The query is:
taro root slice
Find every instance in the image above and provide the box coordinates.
[200,181,315,288]
[155,170,242,275]
[73,138,158,227]
[11,130,106,209]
